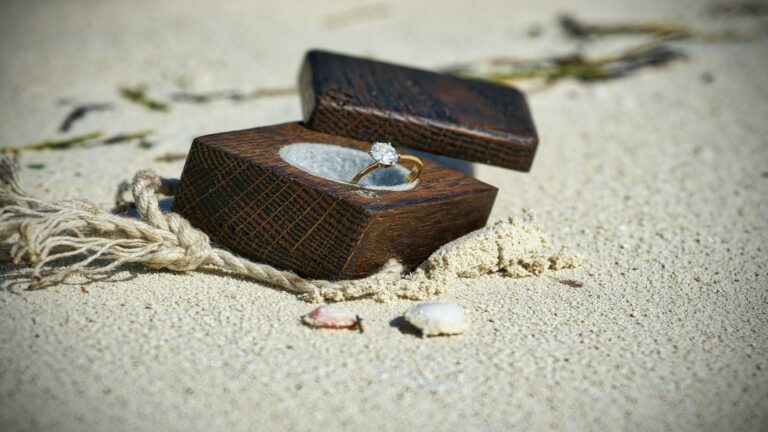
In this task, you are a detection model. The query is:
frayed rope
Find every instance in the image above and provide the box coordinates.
[0,157,580,302]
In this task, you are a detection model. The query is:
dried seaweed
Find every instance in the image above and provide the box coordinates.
[59,103,113,132]
[442,43,686,83]
[8,130,154,152]
[119,86,169,112]
[15,132,104,151]
[559,14,759,42]
[137,140,155,150]
[169,86,297,104]
[102,129,154,145]
[560,14,692,40]
[154,152,187,163]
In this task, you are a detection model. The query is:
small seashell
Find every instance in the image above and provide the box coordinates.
[404,302,467,337]
[302,305,359,330]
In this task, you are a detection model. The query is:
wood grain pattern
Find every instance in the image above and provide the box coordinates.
[300,50,539,171]
[173,122,497,280]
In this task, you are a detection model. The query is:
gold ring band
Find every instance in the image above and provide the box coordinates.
[350,143,423,185]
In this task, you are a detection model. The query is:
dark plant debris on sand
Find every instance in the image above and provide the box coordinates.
[13,131,104,151]
[59,103,113,132]
[7,130,154,152]
[559,14,759,42]
[170,86,296,104]
[119,86,169,112]
[446,10,763,86]
[560,15,692,40]
[154,152,187,163]
[101,129,154,146]
[442,42,686,83]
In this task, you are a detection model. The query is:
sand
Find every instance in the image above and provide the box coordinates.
[1,0,767,431]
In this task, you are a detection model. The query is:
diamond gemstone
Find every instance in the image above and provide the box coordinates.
[370,142,398,166]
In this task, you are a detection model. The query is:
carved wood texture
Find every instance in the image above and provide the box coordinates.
[300,50,539,171]
[173,123,497,280]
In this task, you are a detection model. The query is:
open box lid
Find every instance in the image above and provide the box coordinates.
[298,50,539,172]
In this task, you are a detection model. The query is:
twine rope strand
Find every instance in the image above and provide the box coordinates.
[0,156,579,302]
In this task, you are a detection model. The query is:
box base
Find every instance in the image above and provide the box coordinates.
[173,122,497,280]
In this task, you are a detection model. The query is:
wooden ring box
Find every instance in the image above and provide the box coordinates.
[173,50,538,280]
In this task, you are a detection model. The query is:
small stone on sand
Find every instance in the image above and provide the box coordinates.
[404,302,468,337]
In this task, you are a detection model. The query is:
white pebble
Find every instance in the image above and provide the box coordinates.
[404,302,467,337]
[302,305,359,329]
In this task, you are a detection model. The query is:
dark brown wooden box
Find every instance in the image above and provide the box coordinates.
[173,51,537,280]
[172,123,497,280]
[300,50,538,171]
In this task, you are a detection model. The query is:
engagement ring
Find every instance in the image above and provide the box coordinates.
[350,142,423,185]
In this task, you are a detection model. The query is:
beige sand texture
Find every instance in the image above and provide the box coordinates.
[1,0,767,431]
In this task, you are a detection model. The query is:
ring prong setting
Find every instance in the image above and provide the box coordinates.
[350,141,422,185]
[369,142,399,167]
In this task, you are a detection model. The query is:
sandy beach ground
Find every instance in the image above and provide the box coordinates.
[1,0,767,431]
